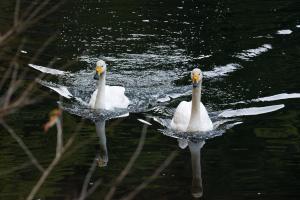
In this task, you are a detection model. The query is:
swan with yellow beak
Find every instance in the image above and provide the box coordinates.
[89,60,130,110]
[170,68,213,132]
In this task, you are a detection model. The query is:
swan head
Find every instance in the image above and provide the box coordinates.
[94,60,107,80]
[191,68,202,88]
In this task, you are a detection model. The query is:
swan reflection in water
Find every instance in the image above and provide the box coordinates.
[178,138,205,198]
[95,120,109,167]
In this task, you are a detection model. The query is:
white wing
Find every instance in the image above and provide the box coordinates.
[170,101,191,132]
[198,103,213,131]
[105,85,130,110]
[88,85,130,110]
[88,89,98,107]
[170,101,213,132]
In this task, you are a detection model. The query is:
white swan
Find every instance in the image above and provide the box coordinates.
[88,60,130,110]
[170,68,213,132]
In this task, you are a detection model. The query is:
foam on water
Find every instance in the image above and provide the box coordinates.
[277,29,293,35]
[204,63,241,78]
[153,113,242,142]
[33,59,243,114]
[137,119,152,126]
[60,101,129,121]
[29,36,288,126]
[154,102,285,143]
[38,80,73,99]
[29,64,67,75]
[231,93,300,104]
[219,104,284,118]
[254,93,300,102]
[235,44,272,61]
[194,55,211,60]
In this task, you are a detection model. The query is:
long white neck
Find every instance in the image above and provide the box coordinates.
[94,73,106,109]
[189,141,204,198]
[187,83,202,132]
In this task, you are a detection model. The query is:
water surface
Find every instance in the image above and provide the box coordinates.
[1,0,300,199]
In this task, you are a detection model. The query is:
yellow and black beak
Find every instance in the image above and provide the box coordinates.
[94,66,104,80]
[192,73,200,88]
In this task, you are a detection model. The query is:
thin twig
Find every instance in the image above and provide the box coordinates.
[0,161,32,177]
[120,151,178,200]
[104,118,149,200]
[0,64,13,90]
[84,178,102,199]
[0,120,44,172]
[0,0,64,46]
[3,63,19,107]
[26,133,76,200]
[78,157,98,200]
[55,118,63,158]
[14,0,21,26]
[26,120,84,200]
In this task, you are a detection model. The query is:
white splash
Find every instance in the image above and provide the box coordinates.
[204,63,241,78]
[138,119,152,126]
[130,34,156,37]
[21,50,28,54]
[157,90,191,103]
[157,63,241,102]
[232,93,300,104]
[219,104,284,118]
[28,64,66,75]
[195,55,211,60]
[157,96,171,103]
[118,113,130,118]
[39,80,91,106]
[296,25,300,28]
[254,93,300,102]
[235,44,272,61]
[47,85,73,99]
[277,29,293,35]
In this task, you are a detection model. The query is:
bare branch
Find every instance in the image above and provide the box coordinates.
[120,151,178,200]
[0,64,13,90]
[0,161,32,177]
[14,0,21,26]
[78,157,99,200]
[84,178,103,199]
[26,131,76,200]
[104,118,149,200]
[55,118,63,158]
[0,0,65,47]
[26,120,84,200]
[0,120,44,172]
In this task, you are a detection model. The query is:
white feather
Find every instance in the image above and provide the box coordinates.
[88,85,130,110]
[170,101,213,132]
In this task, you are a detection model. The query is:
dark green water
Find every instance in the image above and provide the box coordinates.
[1,0,300,199]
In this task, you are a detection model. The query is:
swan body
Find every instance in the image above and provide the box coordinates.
[89,85,129,110]
[171,101,213,132]
[170,68,213,132]
[88,60,130,110]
